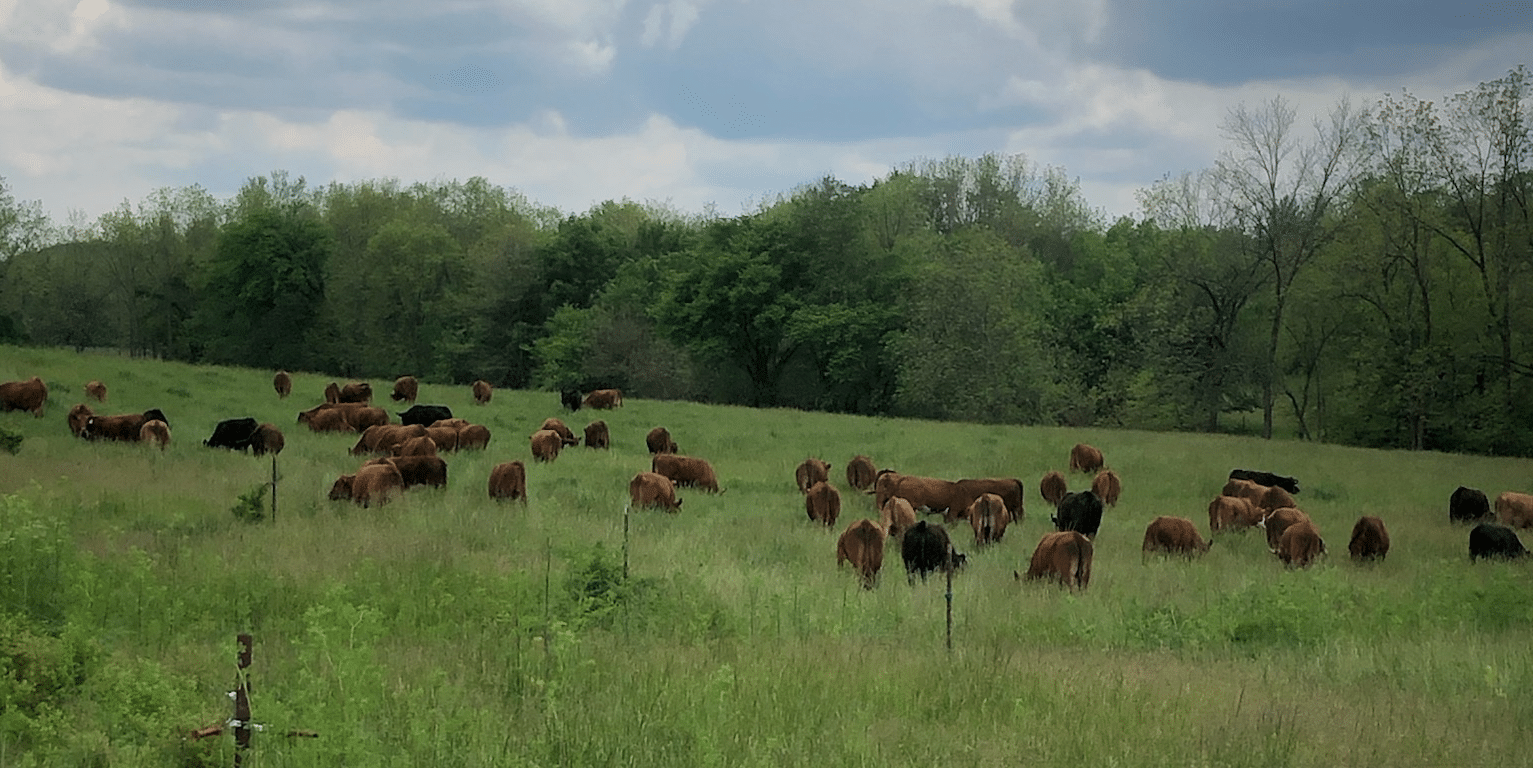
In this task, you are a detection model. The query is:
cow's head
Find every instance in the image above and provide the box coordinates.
[328,475,356,501]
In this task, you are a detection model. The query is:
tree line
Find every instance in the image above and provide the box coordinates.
[1,67,1530,455]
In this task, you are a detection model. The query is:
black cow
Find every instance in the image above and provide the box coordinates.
[1228,469,1300,495]
[1470,523,1529,560]
[398,404,453,427]
[142,408,169,427]
[204,417,261,450]
[1450,486,1493,524]
[1052,490,1105,538]
[560,388,582,411]
[900,521,966,584]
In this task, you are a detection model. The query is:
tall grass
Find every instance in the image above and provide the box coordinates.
[1,345,1532,765]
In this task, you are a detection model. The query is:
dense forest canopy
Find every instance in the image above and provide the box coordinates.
[2,69,1531,455]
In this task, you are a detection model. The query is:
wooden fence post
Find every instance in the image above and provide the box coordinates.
[269,455,278,524]
[234,633,252,766]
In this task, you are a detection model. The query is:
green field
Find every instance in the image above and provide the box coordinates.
[1,345,1531,767]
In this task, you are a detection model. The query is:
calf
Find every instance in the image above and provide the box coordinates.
[1023,531,1093,589]
[629,472,681,512]
[1347,516,1390,562]
[836,518,888,590]
[901,520,963,584]
[805,481,841,527]
[488,461,527,503]
[1470,523,1529,560]
[1142,516,1209,558]
[1052,491,1104,538]
[1450,486,1492,524]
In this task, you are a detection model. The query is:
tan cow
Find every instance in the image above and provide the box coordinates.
[1495,491,1533,528]
[139,419,171,451]
[530,429,563,462]
[85,380,107,403]
[488,461,527,503]
[646,426,678,454]
[1091,469,1121,507]
[879,497,917,539]
[0,377,47,417]
[1069,443,1104,473]
[583,389,623,409]
[845,455,877,493]
[805,481,841,527]
[1259,507,1311,552]
[1347,516,1389,562]
[584,420,610,449]
[836,518,888,590]
[1023,531,1093,589]
[1208,494,1262,532]
[391,376,419,403]
[1276,518,1326,569]
[1039,470,1068,507]
[653,454,721,492]
[472,380,492,405]
[967,492,1011,547]
[629,471,681,512]
[1142,516,1209,558]
[67,403,94,437]
[273,370,292,398]
[795,458,831,494]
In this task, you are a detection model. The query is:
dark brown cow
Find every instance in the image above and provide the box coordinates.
[1208,495,1262,532]
[845,455,877,493]
[0,377,47,417]
[584,420,610,449]
[139,419,170,451]
[1260,507,1310,552]
[583,389,623,409]
[1091,469,1121,507]
[1039,470,1068,507]
[365,455,447,489]
[795,458,831,494]
[879,497,917,539]
[629,471,681,512]
[653,454,720,492]
[836,518,888,590]
[538,418,579,446]
[488,461,527,503]
[1495,491,1533,528]
[530,429,563,462]
[1348,516,1389,562]
[1069,443,1103,473]
[457,424,491,450]
[1023,531,1093,589]
[391,376,418,403]
[426,425,459,451]
[472,379,492,405]
[85,380,107,403]
[805,481,841,527]
[351,424,428,455]
[967,492,1011,546]
[67,403,94,437]
[82,413,148,442]
[324,382,342,403]
[330,462,405,507]
[1142,516,1209,558]
[646,426,678,454]
[338,382,372,403]
[251,423,284,456]
[1276,518,1326,568]
[273,370,292,398]
[391,435,438,457]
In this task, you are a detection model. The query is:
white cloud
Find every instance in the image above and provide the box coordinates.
[641,0,703,50]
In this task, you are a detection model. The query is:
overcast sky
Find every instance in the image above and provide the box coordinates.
[2,0,1530,225]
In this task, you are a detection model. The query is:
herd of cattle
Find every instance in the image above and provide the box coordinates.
[6,371,1533,590]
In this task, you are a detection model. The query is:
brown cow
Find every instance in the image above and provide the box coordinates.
[425,425,459,451]
[530,429,563,462]
[951,478,1025,525]
[584,420,610,449]
[629,471,681,512]
[836,518,888,590]
[1208,495,1262,532]
[0,377,47,417]
[392,435,438,457]
[1039,470,1068,507]
[1221,478,1268,507]
[1495,491,1533,528]
[430,418,470,429]
[351,424,428,455]
[583,389,623,409]
[139,419,170,451]
[646,426,678,454]
[652,454,720,492]
[879,497,918,539]
[391,376,419,403]
[967,492,1011,547]
[457,424,491,450]
[338,382,372,403]
[488,461,527,503]
[805,481,841,527]
[1348,516,1390,562]
[299,407,355,433]
[85,380,107,403]
[334,462,405,507]
[251,423,285,456]
[1069,443,1103,473]
[1276,518,1326,568]
[324,382,341,403]
[845,455,877,493]
[1258,485,1297,514]
[273,370,292,398]
[67,403,94,437]
[795,458,831,494]
[1260,507,1310,552]
[1091,469,1121,507]
[880,474,960,518]
[1023,531,1093,589]
[1142,516,1209,558]
[82,413,147,442]
[472,380,492,405]
[538,418,580,446]
[365,455,447,489]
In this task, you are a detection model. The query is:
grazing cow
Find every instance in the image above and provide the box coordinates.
[530,429,563,462]
[652,454,721,492]
[324,382,341,403]
[1276,519,1326,569]
[795,458,831,494]
[967,492,1011,547]
[1069,443,1104,473]
[365,455,447,489]
[331,462,405,507]
[472,379,492,405]
[273,371,292,399]
[398,404,453,427]
[458,424,491,451]
[139,419,170,451]
[67,403,93,437]
[204,417,262,450]
[299,408,355,433]
[82,413,150,442]
[431,418,470,429]
[646,426,678,454]
[1259,507,1310,552]
[805,481,841,527]
[1052,491,1104,538]
[1221,478,1268,506]
[1470,523,1529,560]
[1142,516,1209,558]
[1348,516,1390,562]
[583,389,623,409]
[836,518,888,590]
[629,472,681,512]
[426,426,460,451]
[85,380,107,403]
[1450,486,1493,524]
[878,473,961,518]
[1039,471,1068,507]
[845,455,877,493]
[952,478,1025,524]
[488,461,527,503]
[351,424,428,455]
[338,382,372,403]
[1258,485,1297,514]
[539,418,580,446]
[251,424,284,456]
[879,497,917,539]
[392,436,438,457]
[349,406,389,431]
[584,420,610,449]
[1023,531,1093,589]
[391,376,418,403]
[1091,470,1121,507]
[560,388,582,411]
[1229,469,1300,495]
[901,520,964,584]
[1495,491,1533,529]
[0,377,47,417]
[1208,494,1262,532]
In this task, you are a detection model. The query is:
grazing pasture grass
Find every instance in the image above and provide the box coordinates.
[2,344,1533,766]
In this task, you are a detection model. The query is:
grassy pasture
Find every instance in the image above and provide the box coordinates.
[2,345,1533,766]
